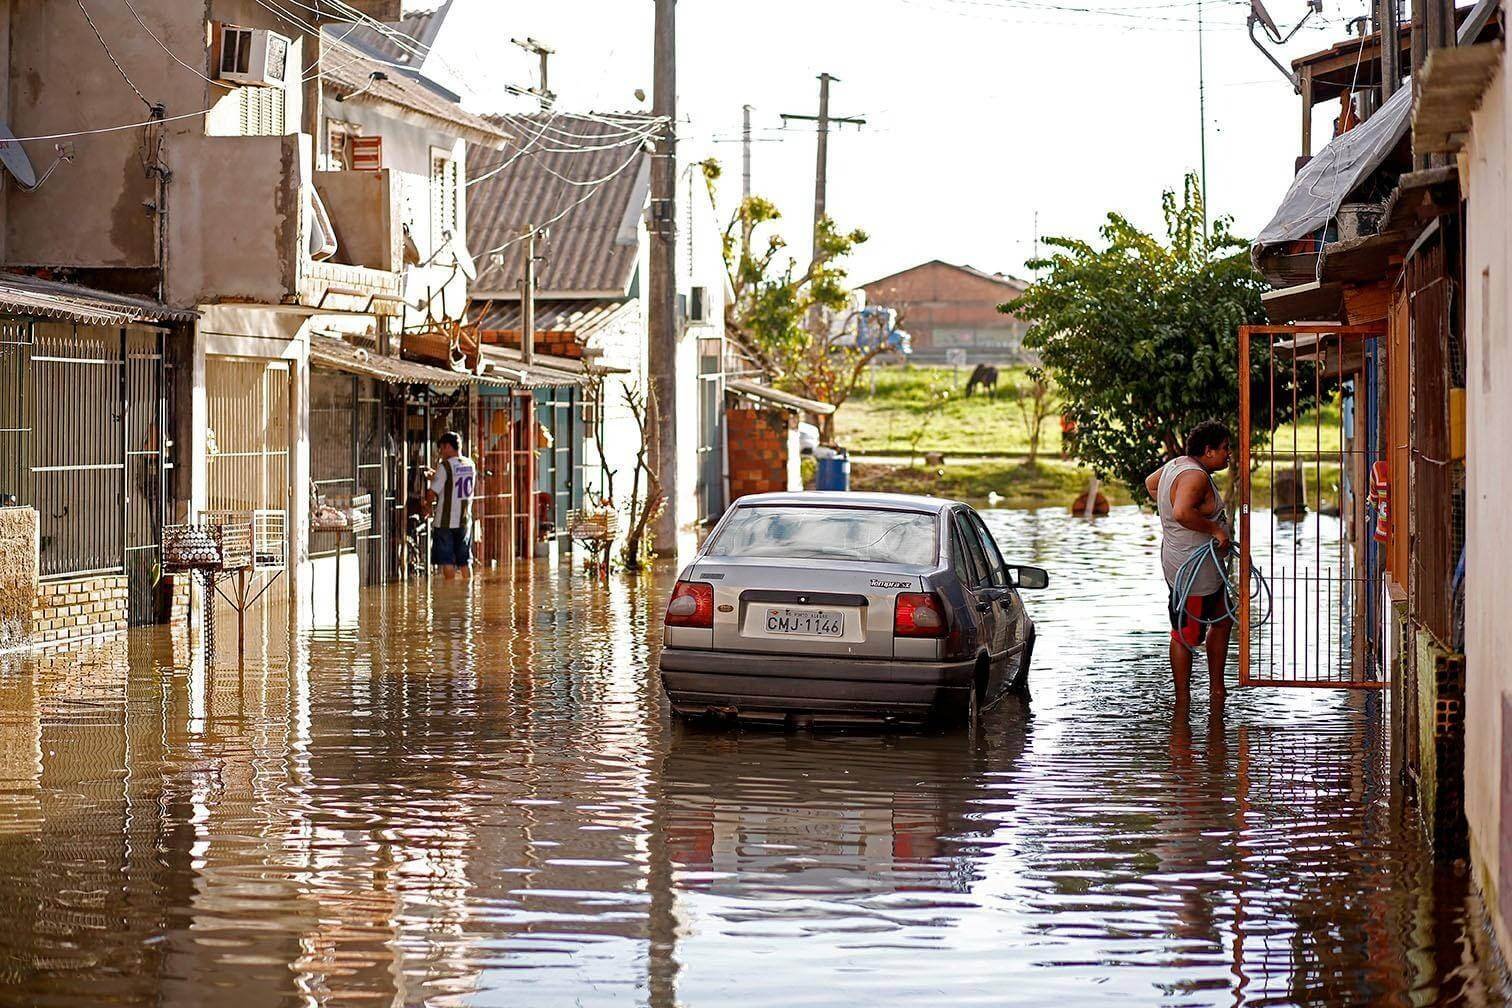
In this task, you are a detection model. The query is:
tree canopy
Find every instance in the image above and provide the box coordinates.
[1005,174,1308,500]
[701,160,886,438]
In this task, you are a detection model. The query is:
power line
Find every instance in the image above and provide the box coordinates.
[473,142,647,259]
[120,0,230,87]
[77,0,154,110]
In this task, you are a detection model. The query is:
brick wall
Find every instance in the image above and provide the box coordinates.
[30,574,128,646]
[862,261,1027,352]
[727,406,790,501]
[481,330,584,360]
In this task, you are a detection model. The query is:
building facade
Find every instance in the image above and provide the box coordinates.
[0,0,506,646]
[861,260,1030,364]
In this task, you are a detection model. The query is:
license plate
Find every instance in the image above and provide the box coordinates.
[765,607,844,637]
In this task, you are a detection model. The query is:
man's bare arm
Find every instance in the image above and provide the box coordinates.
[1144,468,1162,499]
[1171,470,1230,547]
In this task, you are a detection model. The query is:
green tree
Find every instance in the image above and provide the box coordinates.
[1005,174,1311,500]
[700,160,884,441]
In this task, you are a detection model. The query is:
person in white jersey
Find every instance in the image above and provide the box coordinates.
[1143,420,1233,703]
[424,431,477,581]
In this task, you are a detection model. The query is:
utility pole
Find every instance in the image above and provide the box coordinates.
[512,37,556,109]
[1032,210,1039,282]
[649,0,678,554]
[520,227,541,366]
[1196,0,1209,243]
[741,103,752,202]
[1379,0,1400,104]
[781,73,865,265]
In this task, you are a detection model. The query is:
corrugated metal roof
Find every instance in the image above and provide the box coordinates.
[0,273,196,325]
[330,2,450,70]
[467,114,651,297]
[310,332,475,387]
[477,344,591,388]
[471,297,636,338]
[726,378,834,415]
[321,37,510,148]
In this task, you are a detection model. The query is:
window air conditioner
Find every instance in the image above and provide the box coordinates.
[687,285,710,325]
[217,25,291,87]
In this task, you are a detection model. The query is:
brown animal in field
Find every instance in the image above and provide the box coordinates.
[964,364,998,397]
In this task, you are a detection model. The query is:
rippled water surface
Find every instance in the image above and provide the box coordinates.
[0,506,1506,1006]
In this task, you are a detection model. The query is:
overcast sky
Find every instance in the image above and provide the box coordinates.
[432,0,1376,286]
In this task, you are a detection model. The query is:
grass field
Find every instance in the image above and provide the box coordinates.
[847,455,1344,512]
[850,458,1127,509]
[835,365,1346,458]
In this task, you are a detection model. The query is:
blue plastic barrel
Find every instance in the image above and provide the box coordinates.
[815,453,850,491]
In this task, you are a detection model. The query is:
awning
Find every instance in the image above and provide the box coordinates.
[477,344,601,388]
[309,333,475,388]
[1261,282,1346,324]
[1252,84,1412,267]
[0,272,197,325]
[726,378,834,415]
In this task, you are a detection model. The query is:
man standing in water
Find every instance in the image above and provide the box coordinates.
[425,431,477,581]
[1145,420,1233,704]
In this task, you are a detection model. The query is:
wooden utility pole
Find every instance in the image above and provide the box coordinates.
[741,103,752,202]
[1378,0,1400,103]
[512,37,556,110]
[520,227,539,366]
[782,74,865,265]
[649,0,678,554]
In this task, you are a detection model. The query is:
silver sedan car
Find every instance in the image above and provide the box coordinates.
[658,491,1048,728]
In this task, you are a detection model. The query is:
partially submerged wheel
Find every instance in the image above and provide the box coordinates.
[1010,633,1036,698]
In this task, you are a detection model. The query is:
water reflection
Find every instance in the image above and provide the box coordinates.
[0,508,1503,1006]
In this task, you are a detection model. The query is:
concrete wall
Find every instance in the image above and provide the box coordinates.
[325,103,470,326]
[862,262,1028,353]
[1463,44,1512,969]
[166,133,307,307]
[5,0,308,277]
[314,169,401,271]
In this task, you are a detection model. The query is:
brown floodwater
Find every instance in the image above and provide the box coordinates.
[0,506,1506,1007]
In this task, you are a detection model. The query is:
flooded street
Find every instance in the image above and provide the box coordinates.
[0,506,1506,1007]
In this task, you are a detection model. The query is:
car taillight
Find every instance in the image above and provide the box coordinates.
[666,580,714,628]
[894,592,947,638]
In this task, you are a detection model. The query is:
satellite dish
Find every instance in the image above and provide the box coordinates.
[451,235,477,281]
[0,122,38,189]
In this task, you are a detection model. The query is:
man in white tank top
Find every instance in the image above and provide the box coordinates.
[1143,421,1233,706]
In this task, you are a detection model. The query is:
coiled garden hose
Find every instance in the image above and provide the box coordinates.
[1167,539,1272,652]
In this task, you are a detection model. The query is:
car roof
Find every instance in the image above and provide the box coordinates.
[730,491,960,515]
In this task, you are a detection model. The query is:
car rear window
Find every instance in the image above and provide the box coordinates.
[707,506,938,566]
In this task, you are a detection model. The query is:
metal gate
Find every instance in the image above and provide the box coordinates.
[1237,324,1386,688]
[0,321,167,625]
[205,357,290,516]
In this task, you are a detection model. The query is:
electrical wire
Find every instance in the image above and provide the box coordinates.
[473,142,647,259]
[119,0,230,87]
[77,0,154,110]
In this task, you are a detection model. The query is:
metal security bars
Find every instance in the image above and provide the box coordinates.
[1238,324,1386,688]
[0,319,167,619]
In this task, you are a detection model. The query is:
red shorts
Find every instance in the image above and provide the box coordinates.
[1171,589,1227,647]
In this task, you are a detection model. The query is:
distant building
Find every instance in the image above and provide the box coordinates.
[860,260,1030,364]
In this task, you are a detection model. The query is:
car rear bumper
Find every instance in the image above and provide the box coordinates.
[658,647,975,727]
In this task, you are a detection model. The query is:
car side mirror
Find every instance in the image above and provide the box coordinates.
[1011,565,1049,590]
